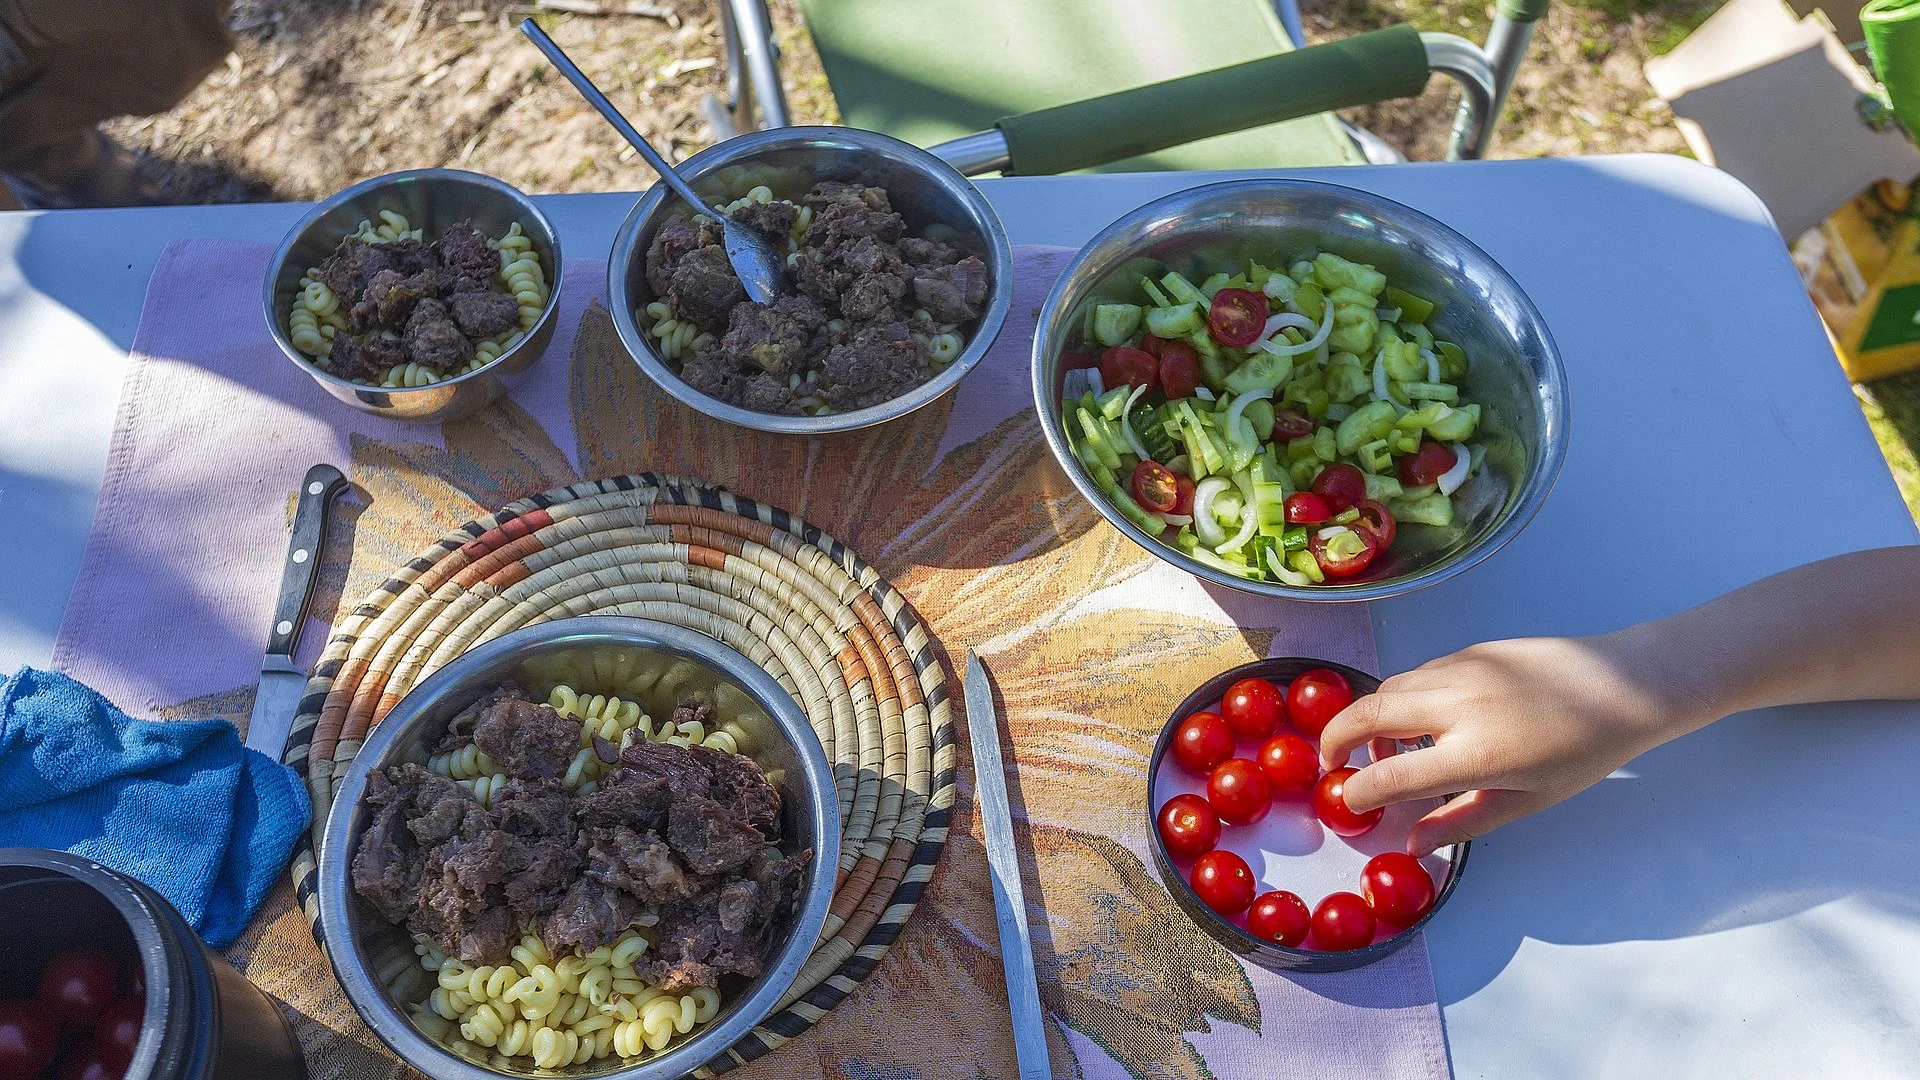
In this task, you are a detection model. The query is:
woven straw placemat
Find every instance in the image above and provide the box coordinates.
[281,471,955,1074]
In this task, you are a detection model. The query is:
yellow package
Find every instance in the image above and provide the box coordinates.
[1797,177,1920,382]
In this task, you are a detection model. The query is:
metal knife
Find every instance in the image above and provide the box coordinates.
[244,464,348,759]
[964,650,1052,1080]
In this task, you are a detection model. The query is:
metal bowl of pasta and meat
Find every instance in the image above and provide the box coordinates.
[1033,178,1569,603]
[607,126,1014,435]
[316,616,840,1080]
[265,168,563,423]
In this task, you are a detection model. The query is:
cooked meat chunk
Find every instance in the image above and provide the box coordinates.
[315,236,432,299]
[638,850,809,992]
[802,197,905,255]
[720,295,826,377]
[472,689,578,781]
[350,268,442,333]
[542,880,647,957]
[803,181,892,214]
[667,797,767,875]
[402,298,474,373]
[667,246,747,333]
[644,217,725,298]
[678,345,742,404]
[741,374,796,414]
[350,768,430,923]
[433,221,500,294]
[730,200,799,243]
[574,771,671,833]
[820,323,928,411]
[898,236,963,267]
[619,737,718,801]
[912,255,990,325]
[326,331,409,382]
[701,743,783,838]
[583,825,705,905]
[450,290,522,338]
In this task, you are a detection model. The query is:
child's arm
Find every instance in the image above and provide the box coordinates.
[1319,545,1920,856]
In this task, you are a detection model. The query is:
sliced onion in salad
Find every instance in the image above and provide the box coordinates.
[1224,389,1273,447]
[1372,347,1389,401]
[1422,347,1440,383]
[1265,545,1312,586]
[1193,385,1216,401]
[1191,477,1234,547]
[1119,382,1153,461]
[1253,304,1333,357]
[1216,471,1260,554]
[1159,512,1193,527]
[1436,443,1472,496]
[1086,368,1105,397]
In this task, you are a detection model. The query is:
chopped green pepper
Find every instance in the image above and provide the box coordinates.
[1383,286,1435,323]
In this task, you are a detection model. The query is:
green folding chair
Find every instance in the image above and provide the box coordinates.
[702,0,1548,176]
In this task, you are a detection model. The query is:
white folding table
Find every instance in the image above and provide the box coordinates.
[2,154,1916,1078]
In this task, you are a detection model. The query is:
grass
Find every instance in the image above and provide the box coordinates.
[1856,374,1920,522]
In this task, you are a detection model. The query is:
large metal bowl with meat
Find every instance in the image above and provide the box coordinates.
[315,616,840,1079]
[607,126,1014,435]
[265,168,563,423]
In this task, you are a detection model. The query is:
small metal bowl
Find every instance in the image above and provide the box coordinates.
[1033,178,1569,602]
[606,126,1014,435]
[265,168,563,423]
[317,616,840,1079]
[1145,657,1469,973]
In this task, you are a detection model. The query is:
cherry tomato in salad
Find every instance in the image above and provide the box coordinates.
[1311,891,1377,951]
[1398,439,1457,488]
[0,1000,57,1080]
[1170,475,1196,517]
[1309,524,1378,578]
[1206,288,1268,347]
[1246,890,1311,947]
[1156,793,1221,860]
[1310,463,1367,513]
[1286,668,1353,738]
[1220,678,1283,739]
[1256,733,1320,794]
[1157,342,1201,400]
[1189,850,1256,915]
[1207,758,1272,825]
[1171,711,1234,775]
[1270,408,1316,442]
[93,997,144,1072]
[1313,767,1383,837]
[1284,491,1333,525]
[1060,350,1100,371]
[1131,461,1180,513]
[1362,852,1437,928]
[1099,346,1159,392]
[1351,499,1397,552]
[1139,333,1167,357]
[36,948,118,1029]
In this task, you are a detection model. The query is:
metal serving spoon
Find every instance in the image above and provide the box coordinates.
[519,18,784,304]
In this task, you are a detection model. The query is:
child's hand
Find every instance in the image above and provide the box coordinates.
[1318,631,1711,857]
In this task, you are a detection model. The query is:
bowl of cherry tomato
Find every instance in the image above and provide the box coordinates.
[1146,658,1470,972]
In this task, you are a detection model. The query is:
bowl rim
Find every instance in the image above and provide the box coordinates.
[605,124,1015,435]
[262,166,565,396]
[1029,176,1570,603]
[315,615,842,1080]
[1144,656,1471,973]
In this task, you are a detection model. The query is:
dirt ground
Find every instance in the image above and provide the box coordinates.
[108,0,1707,204]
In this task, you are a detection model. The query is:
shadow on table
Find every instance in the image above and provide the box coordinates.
[1430,697,1920,1004]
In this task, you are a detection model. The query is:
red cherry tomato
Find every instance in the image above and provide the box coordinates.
[1207,758,1271,825]
[1131,461,1179,513]
[1157,342,1201,400]
[1313,767,1383,837]
[1351,499,1397,553]
[1170,475,1196,517]
[1398,439,1457,488]
[36,948,118,1029]
[1139,333,1167,357]
[0,999,58,1080]
[1311,891,1377,951]
[1220,678,1283,740]
[1310,463,1367,513]
[1060,350,1100,371]
[1099,345,1159,392]
[1286,668,1354,738]
[1284,491,1333,525]
[1270,408,1316,442]
[93,997,144,1072]
[1256,733,1320,794]
[1309,524,1378,578]
[1246,890,1312,947]
[54,1046,114,1080]
[1171,711,1234,776]
[1362,852,1437,928]
[1156,793,1221,860]
[1189,850,1256,915]
[1206,288,1267,347]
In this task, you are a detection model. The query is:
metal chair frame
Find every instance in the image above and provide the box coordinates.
[703,0,1540,174]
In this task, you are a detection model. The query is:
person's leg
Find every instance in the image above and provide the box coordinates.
[0,0,233,207]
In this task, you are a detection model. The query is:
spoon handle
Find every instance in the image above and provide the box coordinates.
[519,18,713,213]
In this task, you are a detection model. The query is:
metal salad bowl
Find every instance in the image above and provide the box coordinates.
[1032,178,1569,602]
[607,125,1014,435]
[264,168,564,423]
[316,616,841,1080]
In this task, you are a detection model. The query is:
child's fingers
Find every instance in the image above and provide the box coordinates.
[1319,688,1447,768]
[1339,740,1480,813]
[1405,789,1537,857]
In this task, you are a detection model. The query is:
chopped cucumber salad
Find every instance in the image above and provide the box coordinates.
[1059,252,1485,586]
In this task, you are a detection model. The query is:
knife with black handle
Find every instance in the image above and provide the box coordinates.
[244,464,347,759]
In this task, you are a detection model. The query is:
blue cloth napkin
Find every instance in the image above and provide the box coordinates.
[0,667,310,947]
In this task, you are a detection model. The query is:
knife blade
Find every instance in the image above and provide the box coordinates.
[245,464,347,759]
[964,650,1052,1080]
